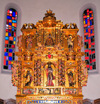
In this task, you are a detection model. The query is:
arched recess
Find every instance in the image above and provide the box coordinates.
[2,3,21,73]
[22,67,34,87]
[79,3,99,73]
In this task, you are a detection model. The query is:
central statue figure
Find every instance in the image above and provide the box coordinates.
[44,62,55,86]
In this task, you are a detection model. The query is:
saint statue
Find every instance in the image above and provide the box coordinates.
[45,36,54,46]
[67,35,74,51]
[68,71,75,87]
[24,70,32,86]
[44,62,55,86]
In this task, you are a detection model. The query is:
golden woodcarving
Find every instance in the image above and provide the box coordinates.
[12,10,88,104]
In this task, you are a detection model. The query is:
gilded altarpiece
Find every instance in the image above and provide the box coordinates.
[12,10,88,104]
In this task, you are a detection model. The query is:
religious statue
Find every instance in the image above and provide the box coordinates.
[24,70,33,86]
[45,37,54,46]
[68,71,75,87]
[67,35,74,51]
[44,62,55,86]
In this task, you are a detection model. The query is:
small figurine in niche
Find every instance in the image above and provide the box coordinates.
[45,36,54,46]
[68,71,75,87]
[67,35,74,51]
[24,70,32,86]
[44,62,55,86]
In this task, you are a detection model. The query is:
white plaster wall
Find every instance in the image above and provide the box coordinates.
[0,0,100,100]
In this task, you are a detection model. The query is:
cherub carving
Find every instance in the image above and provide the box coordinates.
[72,23,78,29]
[22,23,27,29]
[63,23,69,29]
